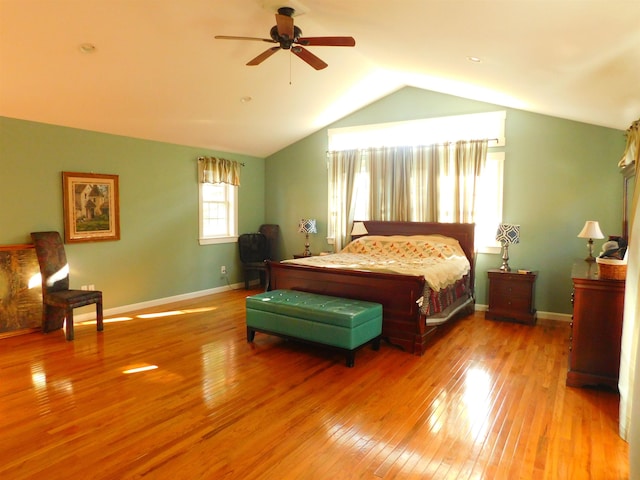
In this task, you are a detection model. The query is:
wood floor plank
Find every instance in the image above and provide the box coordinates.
[0,287,629,479]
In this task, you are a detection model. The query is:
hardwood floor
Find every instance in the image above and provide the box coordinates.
[0,288,628,479]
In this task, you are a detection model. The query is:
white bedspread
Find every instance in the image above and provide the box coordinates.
[282,235,470,292]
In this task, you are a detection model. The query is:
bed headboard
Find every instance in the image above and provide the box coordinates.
[355,221,476,291]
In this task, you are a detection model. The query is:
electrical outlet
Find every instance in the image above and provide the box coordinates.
[88,284,95,291]
[81,285,88,291]
[221,265,227,275]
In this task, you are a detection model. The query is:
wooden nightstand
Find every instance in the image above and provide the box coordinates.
[485,269,537,325]
[293,253,315,259]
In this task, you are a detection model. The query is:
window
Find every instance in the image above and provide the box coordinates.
[328,111,506,252]
[199,182,237,245]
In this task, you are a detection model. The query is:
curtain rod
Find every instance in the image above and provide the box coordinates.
[198,156,245,167]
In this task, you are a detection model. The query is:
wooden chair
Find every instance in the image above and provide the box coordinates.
[30,231,103,341]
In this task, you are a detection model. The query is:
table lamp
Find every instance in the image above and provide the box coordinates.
[496,224,520,272]
[577,220,604,262]
[298,219,317,257]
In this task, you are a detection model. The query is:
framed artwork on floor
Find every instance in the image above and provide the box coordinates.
[62,171,120,243]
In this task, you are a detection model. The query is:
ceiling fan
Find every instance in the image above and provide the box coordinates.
[215,7,356,70]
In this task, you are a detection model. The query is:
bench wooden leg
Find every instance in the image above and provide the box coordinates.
[247,327,256,342]
[372,336,381,351]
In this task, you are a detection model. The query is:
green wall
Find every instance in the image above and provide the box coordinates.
[1,85,627,317]
[265,87,626,316]
[0,116,265,310]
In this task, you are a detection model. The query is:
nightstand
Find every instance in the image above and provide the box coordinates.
[293,253,315,259]
[485,269,537,325]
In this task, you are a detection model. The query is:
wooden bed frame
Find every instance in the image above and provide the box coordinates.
[267,221,476,355]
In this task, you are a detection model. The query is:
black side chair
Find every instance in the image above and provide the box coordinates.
[238,224,280,290]
[30,231,103,341]
[238,233,269,290]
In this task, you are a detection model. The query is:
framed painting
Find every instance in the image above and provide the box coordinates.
[62,172,120,243]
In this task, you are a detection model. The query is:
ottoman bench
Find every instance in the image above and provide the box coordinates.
[245,289,383,367]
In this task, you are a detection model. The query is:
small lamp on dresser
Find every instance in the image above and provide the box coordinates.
[495,224,520,272]
[577,220,604,262]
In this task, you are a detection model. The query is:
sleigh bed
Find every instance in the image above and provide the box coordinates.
[267,221,476,355]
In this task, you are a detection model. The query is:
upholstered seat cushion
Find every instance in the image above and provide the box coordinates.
[246,289,382,350]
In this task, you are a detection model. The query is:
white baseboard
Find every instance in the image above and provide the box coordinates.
[73,281,246,323]
[474,303,571,322]
[75,288,572,324]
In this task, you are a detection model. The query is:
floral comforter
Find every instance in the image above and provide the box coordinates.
[283,234,470,292]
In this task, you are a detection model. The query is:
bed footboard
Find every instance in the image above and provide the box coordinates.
[268,261,429,354]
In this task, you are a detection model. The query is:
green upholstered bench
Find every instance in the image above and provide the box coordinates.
[245,289,383,367]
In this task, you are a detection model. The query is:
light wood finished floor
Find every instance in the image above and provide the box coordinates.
[0,288,628,479]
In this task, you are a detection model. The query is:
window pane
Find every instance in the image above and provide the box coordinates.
[199,182,237,242]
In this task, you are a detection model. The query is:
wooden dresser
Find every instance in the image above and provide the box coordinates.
[567,262,625,389]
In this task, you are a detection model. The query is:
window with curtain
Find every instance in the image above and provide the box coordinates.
[197,157,240,245]
[327,111,505,251]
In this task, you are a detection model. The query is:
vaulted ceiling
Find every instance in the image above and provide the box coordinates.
[2,0,639,158]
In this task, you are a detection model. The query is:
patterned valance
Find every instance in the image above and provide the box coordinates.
[198,156,241,186]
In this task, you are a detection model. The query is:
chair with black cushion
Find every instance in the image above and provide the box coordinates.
[258,224,280,261]
[238,233,269,290]
[30,231,103,341]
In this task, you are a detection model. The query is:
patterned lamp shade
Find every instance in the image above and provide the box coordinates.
[298,219,317,234]
[496,224,520,245]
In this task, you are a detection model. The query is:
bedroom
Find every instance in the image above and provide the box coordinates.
[1,0,639,477]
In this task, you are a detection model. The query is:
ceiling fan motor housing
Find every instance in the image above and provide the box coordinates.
[269,25,302,48]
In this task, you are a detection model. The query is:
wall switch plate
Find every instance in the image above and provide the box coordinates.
[221,266,227,275]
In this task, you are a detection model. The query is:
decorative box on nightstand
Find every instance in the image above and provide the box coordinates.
[485,269,537,325]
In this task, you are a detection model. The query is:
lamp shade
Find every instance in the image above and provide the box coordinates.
[298,219,317,234]
[496,224,520,244]
[577,221,604,239]
[351,221,368,236]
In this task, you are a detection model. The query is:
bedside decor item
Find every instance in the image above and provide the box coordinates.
[62,172,120,243]
[298,218,317,257]
[577,220,604,262]
[351,221,368,238]
[495,223,520,272]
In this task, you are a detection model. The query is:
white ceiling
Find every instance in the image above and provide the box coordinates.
[2,0,639,158]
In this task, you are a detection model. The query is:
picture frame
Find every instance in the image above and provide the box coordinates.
[62,172,120,243]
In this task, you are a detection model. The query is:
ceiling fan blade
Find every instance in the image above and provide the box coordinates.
[275,13,294,39]
[292,46,328,70]
[297,36,356,47]
[215,35,276,43]
[247,46,280,66]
